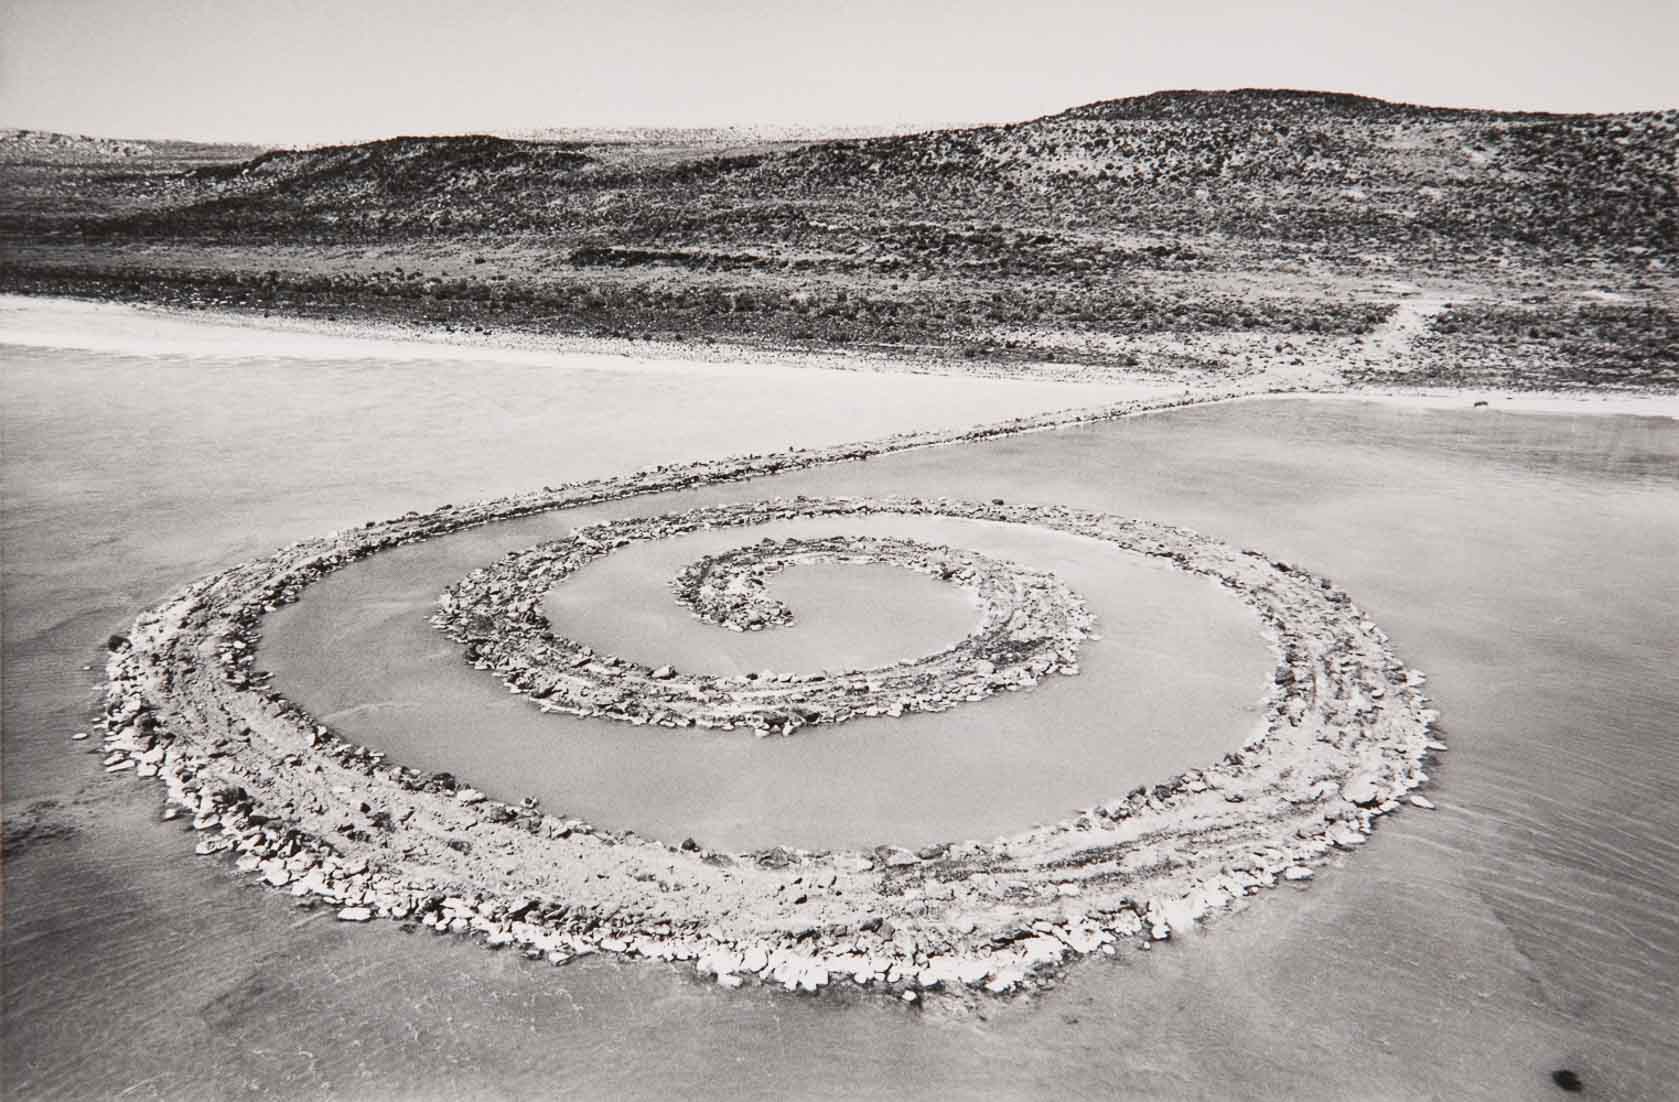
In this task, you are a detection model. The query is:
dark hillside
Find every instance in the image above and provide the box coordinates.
[51,89,1673,259]
[3,90,1673,390]
[737,90,1675,256]
[132,136,596,235]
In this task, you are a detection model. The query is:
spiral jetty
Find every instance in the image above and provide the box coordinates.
[92,390,1444,1002]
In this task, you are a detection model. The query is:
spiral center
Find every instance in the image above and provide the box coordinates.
[432,502,1095,735]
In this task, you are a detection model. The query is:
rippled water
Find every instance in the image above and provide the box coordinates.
[5,316,1677,1100]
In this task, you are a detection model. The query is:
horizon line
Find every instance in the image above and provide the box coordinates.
[4,85,1675,149]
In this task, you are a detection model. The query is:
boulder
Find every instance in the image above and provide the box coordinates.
[1341,774,1383,805]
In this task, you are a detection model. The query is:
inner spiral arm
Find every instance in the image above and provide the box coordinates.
[432,509,1096,736]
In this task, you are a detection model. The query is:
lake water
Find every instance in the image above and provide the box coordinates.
[4,307,1677,1100]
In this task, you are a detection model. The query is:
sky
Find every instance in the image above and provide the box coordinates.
[2,0,1675,144]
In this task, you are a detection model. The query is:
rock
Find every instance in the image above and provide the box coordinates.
[455,787,486,804]
[651,665,676,680]
[1408,794,1437,810]
[1282,866,1315,881]
[796,963,828,992]
[882,847,921,868]
[1341,775,1383,805]
[1551,1069,1583,1093]
[1021,934,1067,965]
[336,906,374,922]
[1060,924,1106,953]
[1327,824,1367,848]
[986,969,1022,994]
[1143,902,1173,941]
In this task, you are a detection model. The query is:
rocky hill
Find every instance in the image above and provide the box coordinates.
[3,89,1673,390]
[740,89,1675,258]
[88,88,1665,258]
[46,89,1671,264]
[162,135,596,234]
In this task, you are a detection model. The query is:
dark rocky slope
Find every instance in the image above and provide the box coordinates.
[4,90,1673,388]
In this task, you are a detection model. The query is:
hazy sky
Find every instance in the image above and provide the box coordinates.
[3,0,1674,144]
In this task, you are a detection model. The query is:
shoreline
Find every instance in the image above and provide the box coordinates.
[0,292,1162,385]
[1272,386,1679,419]
[8,291,1676,419]
[93,368,1441,1004]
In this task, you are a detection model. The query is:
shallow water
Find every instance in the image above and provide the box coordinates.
[5,319,1678,1100]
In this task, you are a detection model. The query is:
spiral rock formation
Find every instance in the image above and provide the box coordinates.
[89,391,1443,1001]
[433,510,1094,735]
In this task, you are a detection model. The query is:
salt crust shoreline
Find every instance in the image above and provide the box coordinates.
[96,385,1442,1003]
[7,293,1676,418]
